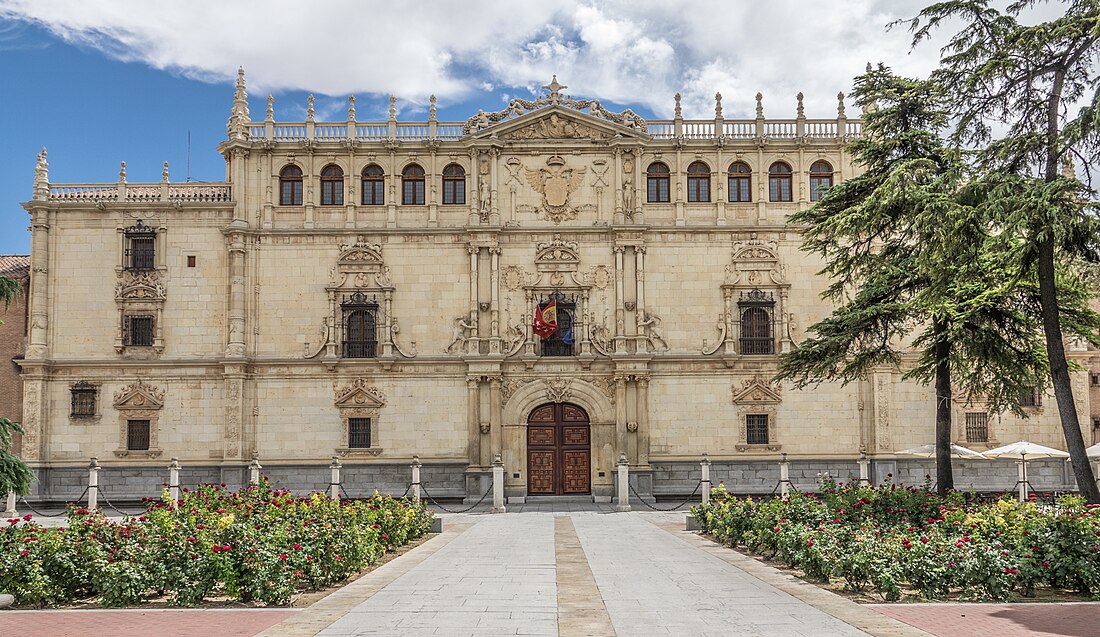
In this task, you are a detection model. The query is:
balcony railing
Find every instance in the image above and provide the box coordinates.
[47,183,231,203]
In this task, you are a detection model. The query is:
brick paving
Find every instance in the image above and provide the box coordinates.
[871,602,1100,637]
[0,608,297,637]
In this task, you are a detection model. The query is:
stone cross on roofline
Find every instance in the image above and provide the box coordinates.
[543,75,567,104]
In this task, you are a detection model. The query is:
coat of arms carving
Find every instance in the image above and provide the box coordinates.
[525,156,587,224]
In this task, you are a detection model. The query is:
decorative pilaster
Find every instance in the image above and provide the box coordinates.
[467,378,483,467]
[489,247,501,351]
[226,232,247,358]
[613,246,626,353]
[489,377,502,459]
[637,376,650,466]
[614,376,628,459]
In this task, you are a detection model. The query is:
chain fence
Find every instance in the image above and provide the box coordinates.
[14,487,89,518]
[628,480,704,511]
[420,482,492,514]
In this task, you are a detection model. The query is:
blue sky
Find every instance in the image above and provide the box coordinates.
[4,0,1054,256]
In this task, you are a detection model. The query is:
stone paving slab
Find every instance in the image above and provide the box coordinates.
[871,602,1100,637]
[0,608,297,637]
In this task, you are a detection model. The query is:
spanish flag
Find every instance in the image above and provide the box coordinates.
[533,299,558,339]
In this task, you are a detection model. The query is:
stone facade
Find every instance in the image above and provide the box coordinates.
[1,256,29,457]
[15,73,1092,501]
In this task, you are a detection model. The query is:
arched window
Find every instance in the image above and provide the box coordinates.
[442,164,466,205]
[728,162,751,202]
[686,161,711,202]
[320,165,344,206]
[279,165,303,206]
[402,164,425,205]
[341,292,378,358]
[361,164,384,205]
[647,162,670,203]
[768,162,792,202]
[738,289,775,355]
[809,160,833,201]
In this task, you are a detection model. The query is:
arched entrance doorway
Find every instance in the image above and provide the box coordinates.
[527,403,590,495]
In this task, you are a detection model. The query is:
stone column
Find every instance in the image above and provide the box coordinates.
[615,453,631,512]
[490,148,501,225]
[382,290,394,357]
[615,376,627,456]
[637,376,651,466]
[87,458,100,511]
[227,232,247,357]
[489,247,500,346]
[467,378,483,468]
[468,245,480,353]
[489,377,502,459]
[613,147,624,224]
[304,149,315,228]
[386,149,397,227]
[26,208,50,359]
[231,148,249,225]
[428,150,438,226]
[491,454,506,513]
[614,246,626,353]
[674,146,685,226]
[700,454,711,505]
[168,458,181,509]
[635,246,646,340]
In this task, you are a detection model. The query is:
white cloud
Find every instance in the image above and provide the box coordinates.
[0,0,1013,120]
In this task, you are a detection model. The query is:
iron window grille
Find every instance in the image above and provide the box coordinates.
[442,164,466,205]
[738,289,775,355]
[279,165,303,205]
[746,414,769,445]
[361,165,384,205]
[320,165,344,206]
[348,417,371,448]
[124,220,156,271]
[687,161,711,202]
[70,381,97,417]
[125,315,155,347]
[540,291,579,357]
[127,419,151,451]
[728,162,752,202]
[965,412,989,443]
[341,291,378,358]
[646,162,670,203]
[1019,386,1041,407]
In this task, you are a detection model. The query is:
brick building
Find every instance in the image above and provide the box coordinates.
[1,255,29,458]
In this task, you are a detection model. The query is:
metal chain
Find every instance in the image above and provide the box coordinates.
[96,488,143,517]
[15,487,89,519]
[628,480,703,511]
[420,482,492,514]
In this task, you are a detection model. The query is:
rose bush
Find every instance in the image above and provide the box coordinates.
[0,479,433,607]
[692,479,1100,602]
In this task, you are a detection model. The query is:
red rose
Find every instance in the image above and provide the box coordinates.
[20,549,28,556]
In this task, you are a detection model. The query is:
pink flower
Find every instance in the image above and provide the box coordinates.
[293,543,302,550]
[22,514,32,521]
[1004,568,1018,575]
[20,549,28,557]
[212,545,222,553]
[806,539,814,547]
[920,537,928,544]
[279,553,288,561]
[1042,561,1051,568]
[222,544,231,552]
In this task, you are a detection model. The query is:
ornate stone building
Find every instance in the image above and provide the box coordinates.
[16,73,1087,502]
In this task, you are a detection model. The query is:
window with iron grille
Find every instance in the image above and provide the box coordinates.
[402,164,425,205]
[746,414,769,445]
[341,292,378,358]
[125,315,154,347]
[361,165,384,205]
[279,165,303,205]
[687,161,710,202]
[728,162,751,202]
[320,164,344,205]
[647,162,670,203]
[738,289,775,355]
[348,417,371,448]
[127,419,151,451]
[1019,386,1041,407]
[124,220,156,270]
[442,164,466,204]
[965,412,989,443]
[540,292,578,357]
[70,381,97,417]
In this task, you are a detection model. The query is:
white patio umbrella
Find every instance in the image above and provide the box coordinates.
[895,443,987,459]
[1085,443,1100,459]
[982,440,1070,501]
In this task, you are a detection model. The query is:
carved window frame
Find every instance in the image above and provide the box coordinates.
[732,377,782,452]
[738,290,776,355]
[334,379,385,457]
[123,220,157,271]
[113,381,164,459]
[69,381,100,421]
[341,292,379,358]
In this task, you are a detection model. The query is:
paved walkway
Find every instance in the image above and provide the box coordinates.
[6,510,1100,636]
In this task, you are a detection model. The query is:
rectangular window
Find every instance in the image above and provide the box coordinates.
[348,417,371,448]
[746,414,769,445]
[809,176,832,201]
[125,315,154,347]
[965,412,989,443]
[70,383,97,417]
[280,180,302,206]
[647,179,669,203]
[729,177,751,202]
[1092,374,1099,387]
[362,181,384,205]
[127,419,151,451]
[403,180,425,205]
[443,181,465,205]
[769,177,792,202]
[128,236,155,270]
[541,299,578,357]
[321,181,344,205]
[687,178,710,202]
[1019,386,1041,407]
[187,255,196,268]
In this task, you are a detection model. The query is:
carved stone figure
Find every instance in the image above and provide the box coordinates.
[638,312,669,352]
[445,316,475,354]
[478,177,491,221]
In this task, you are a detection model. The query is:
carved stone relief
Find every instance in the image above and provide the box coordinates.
[524,156,587,224]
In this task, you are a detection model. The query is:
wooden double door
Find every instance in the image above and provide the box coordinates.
[527,403,591,495]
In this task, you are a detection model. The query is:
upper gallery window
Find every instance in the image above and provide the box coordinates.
[320,165,344,206]
[402,164,425,205]
[647,162,670,203]
[768,162,793,202]
[728,162,751,202]
[279,165,304,206]
[687,161,711,202]
[442,164,466,205]
[361,165,384,205]
[124,220,156,271]
[809,160,833,202]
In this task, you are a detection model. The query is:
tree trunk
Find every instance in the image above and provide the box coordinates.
[1039,68,1100,503]
[933,319,954,496]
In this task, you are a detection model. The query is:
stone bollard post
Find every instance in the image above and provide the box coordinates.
[329,456,342,500]
[1017,459,1028,502]
[615,453,631,512]
[858,452,870,486]
[167,458,181,510]
[4,491,17,518]
[491,454,506,513]
[87,457,100,511]
[779,453,790,497]
[700,453,712,505]
[410,455,422,503]
[248,454,262,486]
